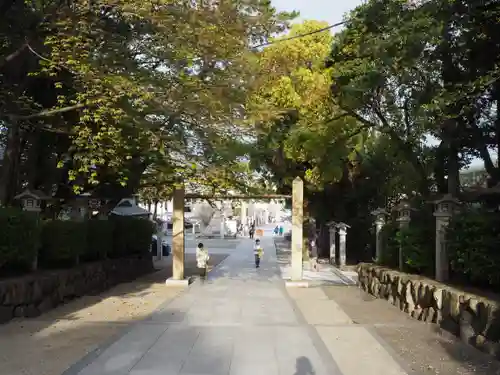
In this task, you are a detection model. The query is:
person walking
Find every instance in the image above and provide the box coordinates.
[196,242,210,281]
[249,222,255,239]
[253,239,264,268]
[279,224,284,236]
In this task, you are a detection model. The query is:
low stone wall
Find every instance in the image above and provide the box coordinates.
[0,257,154,324]
[357,263,500,358]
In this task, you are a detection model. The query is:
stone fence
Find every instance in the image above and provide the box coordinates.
[358,263,500,358]
[0,257,154,324]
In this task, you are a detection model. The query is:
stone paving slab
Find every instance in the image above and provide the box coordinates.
[67,230,341,375]
[317,326,407,375]
[65,226,413,375]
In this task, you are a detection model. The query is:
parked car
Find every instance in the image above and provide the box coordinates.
[151,235,171,256]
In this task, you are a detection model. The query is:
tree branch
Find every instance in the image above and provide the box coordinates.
[0,42,28,69]
[341,105,430,193]
[5,103,85,120]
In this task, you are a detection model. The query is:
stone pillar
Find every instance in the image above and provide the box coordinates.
[241,201,247,225]
[371,208,388,263]
[291,177,304,281]
[172,187,185,280]
[433,194,460,282]
[336,222,350,267]
[395,200,412,271]
[156,233,163,261]
[327,222,337,265]
[220,213,225,239]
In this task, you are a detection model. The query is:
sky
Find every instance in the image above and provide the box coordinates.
[272,0,366,28]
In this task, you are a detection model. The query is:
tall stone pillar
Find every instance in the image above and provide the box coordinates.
[371,208,388,263]
[172,187,185,280]
[327,222,337,265]
[395,200,412,271]
[336,222,350,267]
[291,177,304,281]
[433,194,460,282]
[220,212,225,239]
[241,201,247,225]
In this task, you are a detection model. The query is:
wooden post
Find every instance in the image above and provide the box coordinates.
[172,187,185,280]
[291,177,304,281]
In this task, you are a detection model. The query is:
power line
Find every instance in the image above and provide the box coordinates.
[253,21,346,49]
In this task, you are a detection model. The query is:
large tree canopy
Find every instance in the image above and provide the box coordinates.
[0,0,296,206]
[247,1,500,261]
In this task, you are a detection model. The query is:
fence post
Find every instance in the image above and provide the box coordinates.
[395,200,412,271]
[371,208,388,263]
[433,194,460,282]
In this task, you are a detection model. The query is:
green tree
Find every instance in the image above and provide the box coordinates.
[0,0,296,206]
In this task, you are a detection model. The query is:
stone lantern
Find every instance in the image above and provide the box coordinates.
[433,194,461,282]
[395,200,413,227]
[394,200,414,270]
[371,208,388,263]
[14,189,50,213]
[335,222,350,268]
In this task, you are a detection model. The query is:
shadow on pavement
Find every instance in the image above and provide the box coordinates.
[0,253,229,375]
[294,356,315,375]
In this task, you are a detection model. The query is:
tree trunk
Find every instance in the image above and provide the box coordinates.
[0,121,22,206]
[440,7,461,197]
[153,201,158,219]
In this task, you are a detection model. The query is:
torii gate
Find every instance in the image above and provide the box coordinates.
[165,177,304,285]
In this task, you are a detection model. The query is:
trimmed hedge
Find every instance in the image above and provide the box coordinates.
[0,208,40,274]
[110,216,155,258]
[447,209,500,288]
[85,219,114,261]
[0,208,154,277]
[40,220,87,267]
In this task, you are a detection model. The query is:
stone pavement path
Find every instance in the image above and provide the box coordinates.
[0,253,228,375]
[64,226,413,375]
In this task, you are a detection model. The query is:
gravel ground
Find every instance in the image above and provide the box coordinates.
[322,286,500,375]
[0,253,228,375]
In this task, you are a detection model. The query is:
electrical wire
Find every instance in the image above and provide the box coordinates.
[252,21,346,49]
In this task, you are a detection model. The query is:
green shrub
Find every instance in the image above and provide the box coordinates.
[398,225,434,275]
[447,209,500,288]
[0,208,41,274]
[110,216,155,258]
[380,220,399,267]
[40,220,87,267]
[379,206,434,276]
[84,219,114,261]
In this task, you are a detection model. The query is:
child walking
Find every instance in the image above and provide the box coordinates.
[196,242,210,281]
[253,239,264,268]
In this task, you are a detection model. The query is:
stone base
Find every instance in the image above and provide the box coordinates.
[285,280,309,288]
[165,277,192,287]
